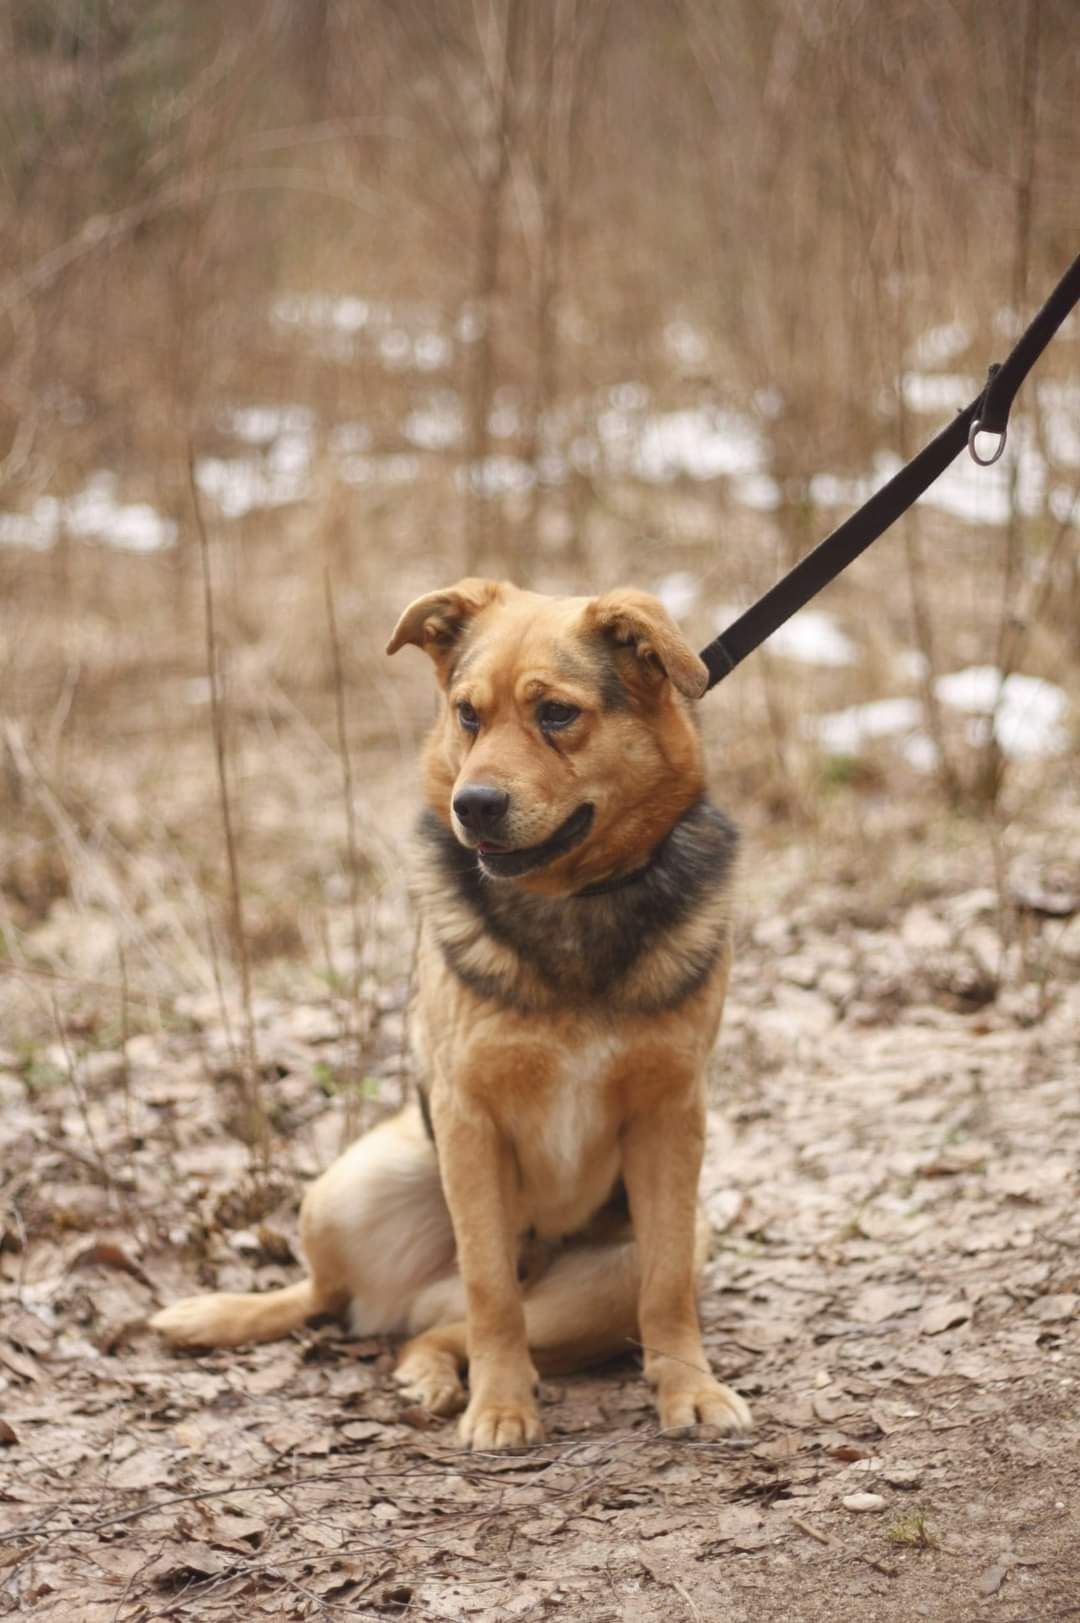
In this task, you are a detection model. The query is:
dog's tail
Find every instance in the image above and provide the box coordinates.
[150,1278,337,1349]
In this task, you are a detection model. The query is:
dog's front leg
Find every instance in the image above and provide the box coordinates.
[622,1095,752,1436]
[436,1103,542,1450]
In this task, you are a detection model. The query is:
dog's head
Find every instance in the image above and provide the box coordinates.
[387,580,709,894]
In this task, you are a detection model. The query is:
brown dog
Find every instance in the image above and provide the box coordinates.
[151,581,752,1450]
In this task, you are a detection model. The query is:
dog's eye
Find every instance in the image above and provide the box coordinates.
[457,701,481,733]
[538,701,579,732]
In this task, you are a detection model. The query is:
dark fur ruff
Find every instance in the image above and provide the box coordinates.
[413,797,737,1018]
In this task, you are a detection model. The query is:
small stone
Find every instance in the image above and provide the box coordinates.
[977,1565,1008,1597]
[882,1465,922,1489]
[842,1493,886,1513]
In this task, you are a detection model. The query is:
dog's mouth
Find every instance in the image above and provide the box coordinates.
[470,803,594,879]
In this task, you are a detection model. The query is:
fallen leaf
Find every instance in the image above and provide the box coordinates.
[1032,1294,1077,1323]
[828,1443,871,1463]
[340,1420,386,1443]
[110,1449,172,1490]
[921,1300,972,1335]
[0,1419,17,1445]
[0,1343,40,1382]
[399,1404,441,1430]
[69,1240,153,1288]
[812,1391,858,1424]
[144,1542,232,1588]
[850,1286,923,1325]
[336,1338,383,1360]
[262,1421,334,1455]
[246,1354,300,1394]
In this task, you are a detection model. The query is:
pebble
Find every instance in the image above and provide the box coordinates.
[977,1565,1008,1597]
[882,1465,922,1489]
[842,1493,886,1513]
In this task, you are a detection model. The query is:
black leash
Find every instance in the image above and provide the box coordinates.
[699,252,1080,691]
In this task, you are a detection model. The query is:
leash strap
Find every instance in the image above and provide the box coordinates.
[700,252,1080,691]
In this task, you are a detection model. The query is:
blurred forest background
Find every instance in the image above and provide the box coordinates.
[1,0,1078,1053]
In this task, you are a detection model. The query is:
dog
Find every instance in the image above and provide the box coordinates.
[151,580,752,1450]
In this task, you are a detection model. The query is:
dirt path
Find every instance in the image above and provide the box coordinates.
[2,821,1079,1621]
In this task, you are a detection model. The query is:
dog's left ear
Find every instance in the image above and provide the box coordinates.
[386,578,504,679]
[586,589,708,700]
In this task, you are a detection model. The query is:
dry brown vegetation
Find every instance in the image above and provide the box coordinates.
[1,3,1079,1619]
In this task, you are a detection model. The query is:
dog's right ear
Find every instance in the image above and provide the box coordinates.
[386,578,504,680]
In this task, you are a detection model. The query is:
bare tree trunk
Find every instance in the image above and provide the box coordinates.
[980,0,1041,805]
[463,0,523,576]
[521,0,579,575]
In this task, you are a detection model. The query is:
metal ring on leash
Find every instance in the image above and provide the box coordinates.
[967,418,1007,466]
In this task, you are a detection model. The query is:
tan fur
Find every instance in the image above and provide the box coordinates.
[151,581,751,1451]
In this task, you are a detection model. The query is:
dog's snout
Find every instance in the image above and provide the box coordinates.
[453,784,510,831]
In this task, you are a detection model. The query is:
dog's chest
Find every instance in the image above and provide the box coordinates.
[518,1036,622,1234]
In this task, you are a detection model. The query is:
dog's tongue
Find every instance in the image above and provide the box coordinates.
[478,842,508,855]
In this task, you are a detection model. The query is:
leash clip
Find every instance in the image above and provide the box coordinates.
[967,417,1007,466]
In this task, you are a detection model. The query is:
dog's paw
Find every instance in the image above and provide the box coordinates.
[459,1394,544,1451]
[149,1296,240,1349]
[657,1376,753,1437]
[393,1350,466,1417]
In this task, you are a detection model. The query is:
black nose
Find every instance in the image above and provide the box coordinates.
[453,784,510,831]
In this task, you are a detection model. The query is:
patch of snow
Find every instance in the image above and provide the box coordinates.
[665,320,708,368]
[338,453,420,486]
[489,397,523,438]
[766,610,857,667]
[457,304,484,343]
[911,322,970,369]
[329,422,372,455]
[379,329,413,367]
[0,497,61,550]
[902,372,978,414]
[458,456,535,497]
[63,473,176,552]
[810,452,902,512]
[732,472,782,510]
[403,394,464,452]
[898,732,940,772]
[610,381,649,412]
[811,698,922,756]
[195,456,308,518]
[655,571,699,619]
[1041,383,1080,467]
[414,332,452,370]
[218,405,314,445]
[632,409,763,483]
[2,479,177,553]
[895,649,931,682]
[935,666,1069,758]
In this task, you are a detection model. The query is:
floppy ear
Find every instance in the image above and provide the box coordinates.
[386,578,504,679]
[586,588,708,700]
